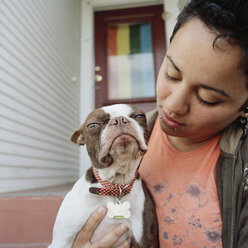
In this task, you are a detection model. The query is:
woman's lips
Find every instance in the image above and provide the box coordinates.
[161,112,182,128]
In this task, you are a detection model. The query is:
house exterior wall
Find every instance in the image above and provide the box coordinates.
[0,0,81,193]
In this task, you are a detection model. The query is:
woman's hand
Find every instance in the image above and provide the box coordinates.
[72,206,130,248]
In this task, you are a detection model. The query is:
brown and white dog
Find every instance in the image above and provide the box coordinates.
[49,104,158,248]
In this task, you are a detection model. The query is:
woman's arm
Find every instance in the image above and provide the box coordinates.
[237,188,248,247]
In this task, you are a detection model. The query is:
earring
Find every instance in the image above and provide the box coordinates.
[239,116,248,139]
[239,103,248,139]
[240,116,248,127]
[239,104,248,127]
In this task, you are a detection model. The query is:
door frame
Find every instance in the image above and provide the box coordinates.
[78,0,180,175]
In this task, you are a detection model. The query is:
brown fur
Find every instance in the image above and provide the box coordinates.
[141,183,159,247]
[85,166,97,184]
[71,105,158,247]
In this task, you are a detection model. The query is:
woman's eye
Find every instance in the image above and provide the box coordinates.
[166,71,180,81]
[195,90,221,107]
[87,123,99,129]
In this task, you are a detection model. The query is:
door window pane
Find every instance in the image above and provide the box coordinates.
[107,22,156,100]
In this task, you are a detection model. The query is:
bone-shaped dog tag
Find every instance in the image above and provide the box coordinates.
[107,201,131,219]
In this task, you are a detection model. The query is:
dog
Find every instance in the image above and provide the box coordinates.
[49,104,158,248]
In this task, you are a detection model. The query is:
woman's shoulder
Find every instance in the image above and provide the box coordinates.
[220,119,247,155]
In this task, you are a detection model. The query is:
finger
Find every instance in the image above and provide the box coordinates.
[73,206,107,245]
[94,224,129,247]
[117,239,131,248]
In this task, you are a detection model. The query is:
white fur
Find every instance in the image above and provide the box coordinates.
[48,176,145,248]
[102,104,132,119]
[49,104,148,247]
[101,104,147,153]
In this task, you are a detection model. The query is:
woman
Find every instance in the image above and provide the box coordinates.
[73,0,248,247]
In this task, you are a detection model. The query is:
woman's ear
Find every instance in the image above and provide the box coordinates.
[239,101,248,117]
[239,111,248,118]
[238,104,248,129]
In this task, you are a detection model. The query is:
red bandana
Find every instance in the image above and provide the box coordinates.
[89,167,139,197]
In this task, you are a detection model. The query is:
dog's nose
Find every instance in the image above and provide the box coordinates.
[109,116,130,127]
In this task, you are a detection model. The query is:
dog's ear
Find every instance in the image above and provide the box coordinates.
[70,128,85,146]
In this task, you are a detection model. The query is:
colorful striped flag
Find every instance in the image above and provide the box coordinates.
[107,22,155,100]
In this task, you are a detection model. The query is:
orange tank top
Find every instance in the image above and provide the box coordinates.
[140,117,223,248]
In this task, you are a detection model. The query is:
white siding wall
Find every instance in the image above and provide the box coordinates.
[0,0,81,193]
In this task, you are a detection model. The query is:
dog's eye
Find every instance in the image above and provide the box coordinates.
[87,123,99,129]
[135,114,145,119]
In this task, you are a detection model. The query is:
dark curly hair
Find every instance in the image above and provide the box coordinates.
[170,0,248,88]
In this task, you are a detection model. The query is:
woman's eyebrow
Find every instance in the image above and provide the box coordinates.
[166,55,182,73]
[199,83,230,98]
[166,55,230,98]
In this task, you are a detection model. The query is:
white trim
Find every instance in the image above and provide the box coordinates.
[79,1,94,175]
[79,0,179,175]
[163,0,180,46]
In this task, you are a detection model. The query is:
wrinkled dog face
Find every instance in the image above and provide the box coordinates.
[71,104,148,169]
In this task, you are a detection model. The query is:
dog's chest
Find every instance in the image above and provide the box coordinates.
[68,175,146,245]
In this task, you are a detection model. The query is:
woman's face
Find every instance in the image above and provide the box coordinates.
[157,18,248,149]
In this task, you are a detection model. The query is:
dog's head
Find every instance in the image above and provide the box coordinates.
[71,104,148,169]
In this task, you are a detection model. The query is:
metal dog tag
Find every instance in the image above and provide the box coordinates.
[107,201,131,219]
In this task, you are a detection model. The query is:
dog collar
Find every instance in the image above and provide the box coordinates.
[89,167,139,198]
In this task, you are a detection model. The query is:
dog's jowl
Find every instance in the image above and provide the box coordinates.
[49,104,158,248]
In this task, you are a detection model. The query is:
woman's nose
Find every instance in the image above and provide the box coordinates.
[165,85,190,115]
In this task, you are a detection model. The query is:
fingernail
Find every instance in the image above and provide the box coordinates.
[121,224,128,231]
[98,206,106,214]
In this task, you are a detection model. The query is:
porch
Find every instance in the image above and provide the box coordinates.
[0,184,72,248]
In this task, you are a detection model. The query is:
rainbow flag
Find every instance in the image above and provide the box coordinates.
[107,22,155,100]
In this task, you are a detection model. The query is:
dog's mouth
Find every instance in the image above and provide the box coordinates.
[99,133,147,165]
[111,134,136,147]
